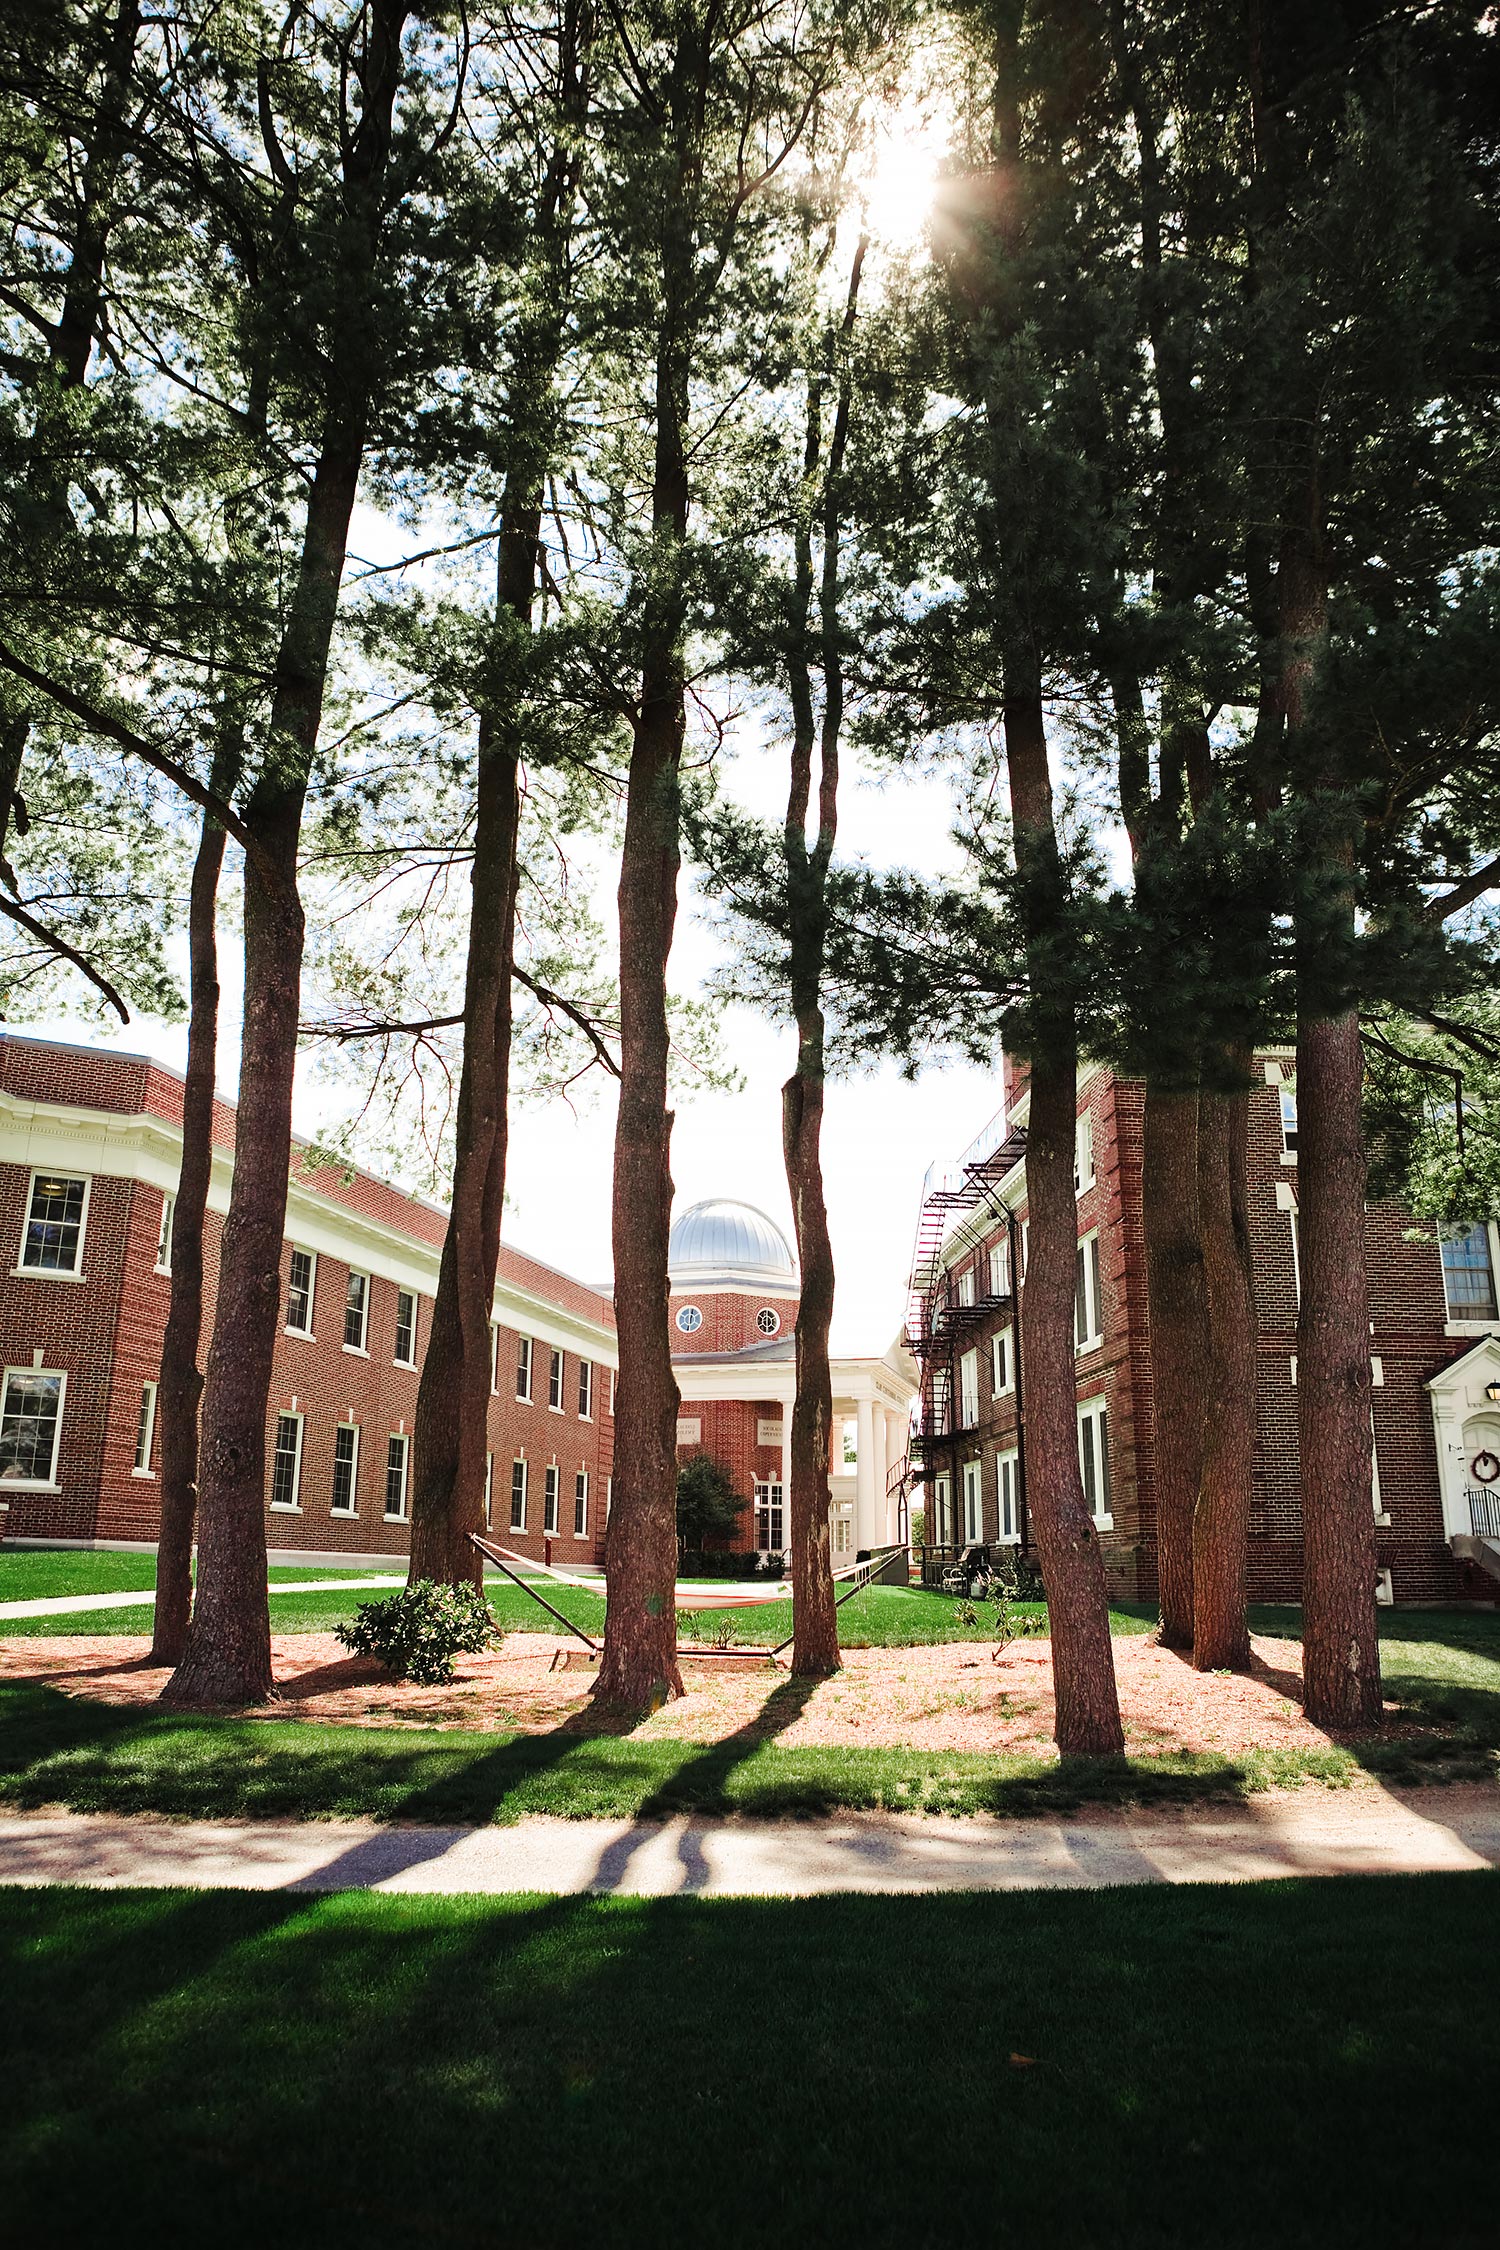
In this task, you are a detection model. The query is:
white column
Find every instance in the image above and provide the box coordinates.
[871,1408,888,1545]
[855,1395,876,1551]
[884,1410,905,1541]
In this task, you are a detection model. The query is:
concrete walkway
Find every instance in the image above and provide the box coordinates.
[1,1788,1497,1897]
[0,1577,406,1620]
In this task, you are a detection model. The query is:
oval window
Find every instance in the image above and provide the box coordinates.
[756,1307,780,1336]
[675,1304,704,1335]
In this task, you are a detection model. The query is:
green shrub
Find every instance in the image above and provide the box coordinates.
[334,1581,498,1686]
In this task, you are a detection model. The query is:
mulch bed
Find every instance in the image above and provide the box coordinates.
[0,1629,1412,1754]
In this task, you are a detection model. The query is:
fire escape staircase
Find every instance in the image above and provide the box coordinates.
[904,1109,1027,1483]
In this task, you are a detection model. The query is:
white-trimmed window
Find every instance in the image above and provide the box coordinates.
[1021,1220,1029,1278]
[133,1382,157,1476]
[1441,1223,1498,1323]
[484,1452,494,1529]
[959,1347,980,1427]
[510,1457,528,1531]
[1075,1112,1095,1194]
[394,1289,417,1367]
[1077,1396,1111,1527]
[343,1269,369,1353]
[1075,1231,1103,1352]
[755,1478,784,1553]
[988,1239,1010,1297]
[516,1334,533,1402]
[270,1412,304,1510]
[833,1513,852,1554]
[0,1367,65,1486]
[990,1327,1014,1396]
[605,1475,613,1519]
[156,1195,174,1274]
[998,1447,1020,1542]
[331,1423,360,1515]
[1280,1086,1298,1155]
[1288,1204,1301,1303]
[608,1369,616,1415]
[19,1172,89,1275]
[384,1432,409,1520]
[957,1266,976,1307]
[548,1347,565,1411]
[578,1360,593,1419]
[490,1322,500,1395]
[285,1247,316,1336]
[574,1468,589,1537]
[962,1457,983,1541]
[544,1463,560,1533]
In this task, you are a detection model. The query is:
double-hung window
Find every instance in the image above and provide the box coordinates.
[754,1479,784,1553]
[1075,1231,1103,1352]
[286,1248,316,1335]
[516,1335,533,1402]
[156,1195,174,1274]
[988,1239,1010,1297]
[484,1452,494,1528]
[394,1289,417,1367]
[990,1327,1014,1396]
[1280,1087,1299,1155]
[0,1368,65,1486]
[578,1360,593,1419]
[548,1348,564,1411]
[961,1457,983,1542]
[959,1348,980,1428]
[574,1469,588,1536]
[998,1448,1020,1541]
[490,1323,500,1395]
[270,1412,304,1510]
[1441,1223,1498,1323]
[1077,1396,1111,1526]
[20,1173,88,1275]
[331,1424,360,1514]
[384,1433,409,1519]
[956,1266,976,1308]
[133,1382,157,1476]
[510,1458,528,1531]
[344,1269,369,1352]
[543,1464,560,1533]
[1075,1112,1095,1194]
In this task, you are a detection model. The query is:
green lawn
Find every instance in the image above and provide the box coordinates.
[2,1875,1495,2249]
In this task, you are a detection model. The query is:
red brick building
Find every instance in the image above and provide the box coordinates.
[909,1053,1500,1608]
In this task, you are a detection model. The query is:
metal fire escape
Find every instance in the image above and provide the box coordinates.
[903,1105,1028,1550]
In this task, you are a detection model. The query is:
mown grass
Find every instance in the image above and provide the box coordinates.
[2,1875,1496,2249]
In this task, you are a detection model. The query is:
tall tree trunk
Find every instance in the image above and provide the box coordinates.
[1006,691,1125,1759]
[1141,1085,1205,1646]
[1192,1071,1256,1670]
[149,743,236,1663]
[784,1061,839,1674]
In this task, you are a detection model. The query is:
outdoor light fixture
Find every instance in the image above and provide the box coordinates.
[1485,1379,1500,1406]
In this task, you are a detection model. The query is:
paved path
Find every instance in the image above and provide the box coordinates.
[0,1577,406,1620]
[1,1789,1497,1897]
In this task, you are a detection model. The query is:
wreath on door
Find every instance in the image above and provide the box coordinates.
[1471,1450,1500,1485]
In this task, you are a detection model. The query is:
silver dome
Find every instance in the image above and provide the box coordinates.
[668,1198,797,1289]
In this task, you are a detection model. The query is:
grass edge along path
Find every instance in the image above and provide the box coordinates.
[1,1680,1493,1826]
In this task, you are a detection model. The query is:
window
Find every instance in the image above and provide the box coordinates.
[510,1458,528,1531]
[331,1424,360,1514]
[754,1478,784,1553]
[1075,1112,1095,1194]
[548,1348,564,1411]
[344,1269,369,1352]
[0,1368,64,1485]
[491,1323,500,1395]
[1280,1086,1299,1155]
[990,1327,1014,1396]
[1075,1231,1103,1351]
[578,1360,593,1419]
[544,1464,560,1533]
[676,1304,704,1335]
[834,1514,852,1554]
[962,1457,982,1541]
[384,1433,409,1519]
[394,1289,417,1367]
[959,1348,980,1427]
[988,1239,1010,1297]
[1077,1397,1111,1526]
[755,1307,780,1335]
[516,1335,533,1401]
[133,1382,157,1475]
[574,1469,589,1537]
[156,1195,174,1273]
[998,1448,1020,1541]
[286,1247,316,1335]
[1021,1220,1029,1278]
[1441,1223,1498,1322]
[270,1413,304,1510]
[21,1172,88,1274]
[608,1369,616,1415]
[484,1452,493,1529]
[605,1475,612,1520]
[956,1266,976,1307]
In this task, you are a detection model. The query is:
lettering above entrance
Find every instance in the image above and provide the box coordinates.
[676,1417,702,1446]
[757,1418,784,1447]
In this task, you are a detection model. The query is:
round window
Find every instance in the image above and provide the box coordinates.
[756,1307,780,1336]
[675,1304,704,1335]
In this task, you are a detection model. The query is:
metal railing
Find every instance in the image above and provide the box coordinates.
[1467,1487,1500,1539]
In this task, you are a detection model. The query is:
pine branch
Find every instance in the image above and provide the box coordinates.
[0,895,130,1021]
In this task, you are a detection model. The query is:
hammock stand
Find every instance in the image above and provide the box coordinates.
[468,1532,876,1665]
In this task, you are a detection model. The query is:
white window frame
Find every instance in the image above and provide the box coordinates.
[1076,1395,1112,1529]
[961,1456,983,1542]
[384,1432,410,1521]
[956,1266,975,1307]
[330,1422,361,1516]
[343,1268,370,1355]
[394,1288,418,1368]
[997,1447,1020,1543]
[1280,1085,1298,1158]
[516,1334,533,1402]
[608,1369,616,1416]
[510,1457,528,1532]
[133,1381,158,1477]
[1440,1220,1500,1331]
[578,1359,593,1420]
[484,1451,494,1529]
[548,1347,565,1413]
[155,1194,174,1274]
[490,1322,500,1395]
[754,1478,785,1553]
[0,1365,67,1488]
[1075,1111,1095,1195]
[1075,1230,1103,1353]
[270,1411,305,1512]
[544,1463,560,1533]
[605,1474,613,1519]
[988,1240,1010,1297]
[285,1246,317,1338]
[959,1347,980,1428]
[16,1169,92,1279]
[990,1326,1014,1396]
[574,1468,589,1538]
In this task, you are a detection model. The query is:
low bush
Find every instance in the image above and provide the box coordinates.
[334,1580,498,1686]
[677,1549,762,1580]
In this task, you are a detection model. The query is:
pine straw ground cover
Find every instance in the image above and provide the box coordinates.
[3,1874,1497,2250]
[1,1609,1495,1822]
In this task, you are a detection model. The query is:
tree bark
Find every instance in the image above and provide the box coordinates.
[1005,692,1125,1759]
[1192,1072,1256,1670]
[1141,1085,1205,1646]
